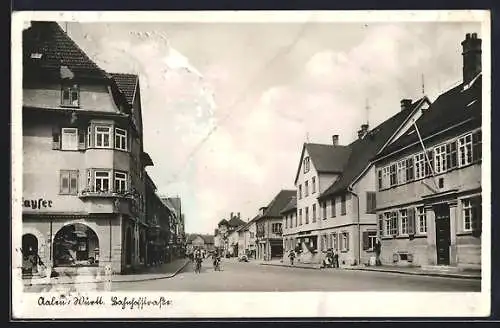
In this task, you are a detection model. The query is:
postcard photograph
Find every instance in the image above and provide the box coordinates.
[11,10,491,319]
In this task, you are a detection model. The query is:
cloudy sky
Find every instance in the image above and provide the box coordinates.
[62,19,479,234]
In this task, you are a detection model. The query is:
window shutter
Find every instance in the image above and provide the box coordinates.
[377,169,383,190]
[78,128,86,150]
[52,127,60,150]
[345,233,350,251]
[393,214,399,237]
[472,199,482,237]
[406,157,414,181]
[60,171,69,193]
[378,215,384,237]
[472,130,482,162]
[408,208,415,235]
[362,231,370,250]
[69,171,78,194]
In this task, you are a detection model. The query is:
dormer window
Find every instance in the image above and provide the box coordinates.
[303,156,310,174]
[61,84,80,107]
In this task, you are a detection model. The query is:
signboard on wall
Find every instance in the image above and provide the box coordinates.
[22,198,53,209]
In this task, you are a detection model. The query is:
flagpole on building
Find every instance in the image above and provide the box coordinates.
[412,120,439,192]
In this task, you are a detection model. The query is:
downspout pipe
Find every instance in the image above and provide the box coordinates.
[348,186,361,266]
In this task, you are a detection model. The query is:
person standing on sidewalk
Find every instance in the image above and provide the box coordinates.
[374,237,382,266]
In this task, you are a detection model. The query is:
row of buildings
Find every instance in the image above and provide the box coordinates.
[218,32,483,270]
[21,21,186,276]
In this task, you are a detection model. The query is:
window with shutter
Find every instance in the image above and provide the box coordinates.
[446,141,458,169]
[52,127,61,150]
[345,232,350,251]
[389,163,397,186]
[60,171,70,194]
[408,208,415,235]
[472,130,482,162]
[406,157,414,181]
[366,192,376,214]
[78,128,86,150]
[69,171,78,194]
[61,128,78,150]
[362,231,370,250]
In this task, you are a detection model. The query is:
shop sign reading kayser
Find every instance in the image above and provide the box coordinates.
[22,198,53,209]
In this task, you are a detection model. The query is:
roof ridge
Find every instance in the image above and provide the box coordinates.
[51,22,107,76]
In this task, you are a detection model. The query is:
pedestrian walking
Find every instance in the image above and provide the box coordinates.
[288,250,296,266]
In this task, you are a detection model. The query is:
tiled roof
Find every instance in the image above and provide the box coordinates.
[218,219,229,226]
[228,216,246,227]
[23,21,107,80]
[110,73,138,106]
[376,75,482,159]
[280,196,297,214]
[319,98,426,199]
[294,143,351,184]
[260,190,296,218]
[187,234,215,244]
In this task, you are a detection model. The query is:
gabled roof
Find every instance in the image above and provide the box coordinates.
[218,219,229,226]
[319,98,426,200]
[187,234,215,244]
[110,73,139,106]
[258,190,296,219]
[294,143,351,184]
[228,216,246,227]
[23,22,108,80]
[375,75,482,160]
[280,196,297,214]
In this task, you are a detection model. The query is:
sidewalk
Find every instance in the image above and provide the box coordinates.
[259,259,322,269]
[258,259,481,279]
[343,265,481,280]
[23,258,190,286]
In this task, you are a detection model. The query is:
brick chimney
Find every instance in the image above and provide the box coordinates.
[461,33,482,86]
[230,212,233,219]
[400,99,412,111]
[332,134,339,146]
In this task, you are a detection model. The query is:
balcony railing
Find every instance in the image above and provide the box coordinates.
[79,187,139,200]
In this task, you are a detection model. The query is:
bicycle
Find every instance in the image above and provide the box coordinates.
[194,259,202,274]
[213,258,221,271]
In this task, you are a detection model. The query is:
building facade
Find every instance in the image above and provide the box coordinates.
[281,196,297,255]
[213,213,246,257]
[288,99,431,265]
[255,190,295,261]
[145,172,173,265]
[186,234,215,253]
[373,33,482,270]
[21,22,151,275]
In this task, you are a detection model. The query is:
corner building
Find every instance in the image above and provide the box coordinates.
[21,22,152,275]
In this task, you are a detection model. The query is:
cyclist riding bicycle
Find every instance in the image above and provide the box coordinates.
[193,248,203,273]
[212,251,221,271]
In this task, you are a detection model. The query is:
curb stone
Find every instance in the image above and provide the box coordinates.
[24,259,191,287]
[343,267,481,280]
[260,263,322,270]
